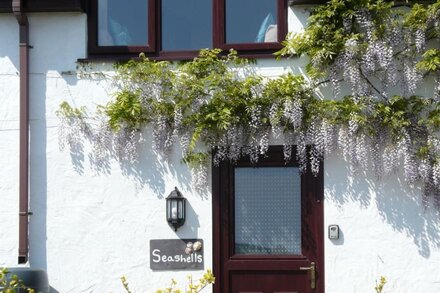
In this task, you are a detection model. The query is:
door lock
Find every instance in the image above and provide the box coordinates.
[299,261,316,289]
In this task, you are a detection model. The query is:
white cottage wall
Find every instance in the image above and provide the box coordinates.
[0,14,20,266]
[0,8,439,293]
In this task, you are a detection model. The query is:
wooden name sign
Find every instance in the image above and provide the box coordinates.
[150,239,204,270]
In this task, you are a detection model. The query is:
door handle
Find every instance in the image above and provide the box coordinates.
[299,261,316,289]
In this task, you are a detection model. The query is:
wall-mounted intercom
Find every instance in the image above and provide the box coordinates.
[328,224,340,240]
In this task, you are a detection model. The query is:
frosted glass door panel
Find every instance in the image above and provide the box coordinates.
[234,167,301,255]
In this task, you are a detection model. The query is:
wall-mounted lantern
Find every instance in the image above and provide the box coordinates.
[166,187,186,231]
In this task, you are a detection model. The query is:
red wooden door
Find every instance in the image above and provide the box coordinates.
[213,146,324,293]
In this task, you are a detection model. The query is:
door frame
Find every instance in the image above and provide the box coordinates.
[212,146,325,293]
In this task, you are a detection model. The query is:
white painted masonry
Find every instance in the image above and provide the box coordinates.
[0,7,439,293]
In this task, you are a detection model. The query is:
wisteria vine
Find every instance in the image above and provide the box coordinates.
[58,0,440,196]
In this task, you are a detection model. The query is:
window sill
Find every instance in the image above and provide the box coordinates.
[78,50,281,63]
[288,0,328,5]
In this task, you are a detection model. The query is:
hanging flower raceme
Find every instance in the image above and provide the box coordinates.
[57,0,440,197]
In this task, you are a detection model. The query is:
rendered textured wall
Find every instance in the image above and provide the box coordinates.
[0,14,19,266]
[0,8,439,293]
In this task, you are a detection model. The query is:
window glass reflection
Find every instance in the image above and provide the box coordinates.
[98,0,148,46]
[226,0,277,44]
[162,0,212,51]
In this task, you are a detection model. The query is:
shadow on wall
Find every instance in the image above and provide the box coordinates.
[173,200,201,239]
[325,152,440,258]
[29,73,48,272]
[119,129,195,198]
[375,177,440,258]
[67,126,199,200]
[0,17,19,65]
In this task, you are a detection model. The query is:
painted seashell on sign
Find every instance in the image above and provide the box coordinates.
[193,241,202,251]
[185,246,193,254]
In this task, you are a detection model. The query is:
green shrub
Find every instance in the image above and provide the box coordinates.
[375,276,387,293]
[121,270,215,293]
[0,268,34,293]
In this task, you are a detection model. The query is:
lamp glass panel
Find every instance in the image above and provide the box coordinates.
[166,200,170,220]
[171,199,178,219]
[178,200,184,220]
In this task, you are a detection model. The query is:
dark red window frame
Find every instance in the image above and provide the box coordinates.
[87,0,287,60]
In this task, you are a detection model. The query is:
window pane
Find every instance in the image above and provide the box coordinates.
[98,0,148,46]
[234,167,301,255]
[226,0,277,44]
[162,0,212,51]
